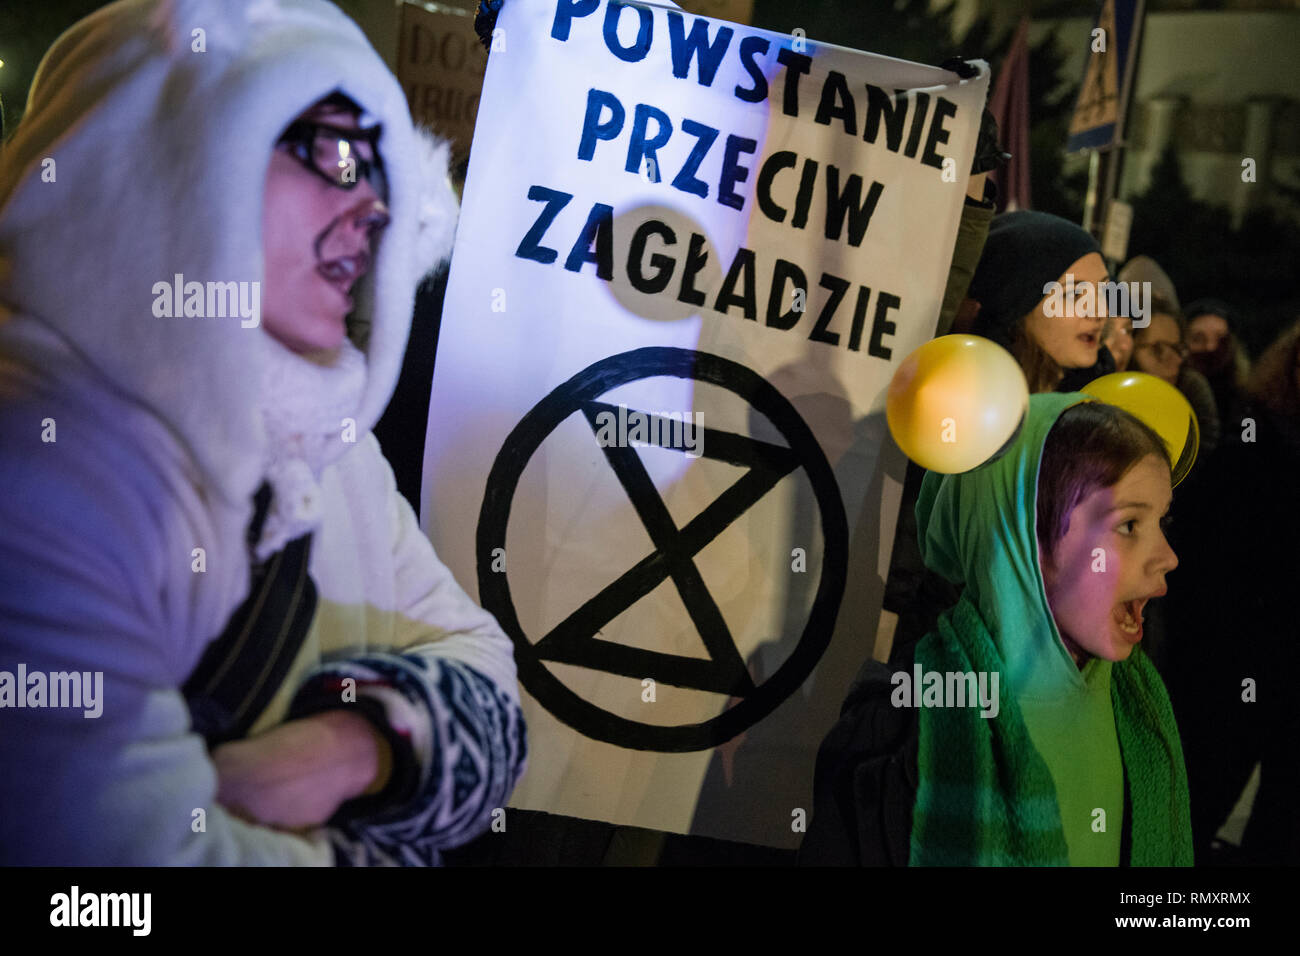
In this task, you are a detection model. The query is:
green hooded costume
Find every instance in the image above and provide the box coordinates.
[909,392,1193,866]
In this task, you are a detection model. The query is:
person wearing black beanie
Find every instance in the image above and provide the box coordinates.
[1185,298,1251,429]
[966,210,1112,393]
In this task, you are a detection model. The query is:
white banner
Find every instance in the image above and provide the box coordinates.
[422,0,988,848]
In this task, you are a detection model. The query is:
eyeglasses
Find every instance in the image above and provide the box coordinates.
[277,120,388,203]
[1136,341,1189,362]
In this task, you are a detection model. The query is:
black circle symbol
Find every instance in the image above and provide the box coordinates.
[476,347,848,752]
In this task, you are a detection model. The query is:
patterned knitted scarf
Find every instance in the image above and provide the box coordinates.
[908,596,1193,866]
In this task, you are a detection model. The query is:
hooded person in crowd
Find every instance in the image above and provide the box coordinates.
[1118,255,1179,314]
[1184,298,1251,436]
[0,0,525,865]
[1114,255,1221,457]
[801,395,1192,865]
[884,211,1116,667]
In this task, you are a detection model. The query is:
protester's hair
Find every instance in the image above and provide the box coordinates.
[276,91,365,146]
[1139,293,1185,337]
[1247,319,1300,418]
[1036,402,1171,554]
[1185,298,1251,388]
[315,90,364,116]
[1185,298,1236,330]
[1009,321,1064,394]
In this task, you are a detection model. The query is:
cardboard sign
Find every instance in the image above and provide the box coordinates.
[678,0,754,24]
[422,0,987,848]
[398,2,487,166]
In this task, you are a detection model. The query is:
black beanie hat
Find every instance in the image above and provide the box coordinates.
[967,211,1104,348]
[1184,298,1238,333]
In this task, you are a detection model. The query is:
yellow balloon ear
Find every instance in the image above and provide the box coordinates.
[1081,372,1200,486]
[886,335,1029,474]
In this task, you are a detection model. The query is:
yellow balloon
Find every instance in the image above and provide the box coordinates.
[886,335,1029,473]
[1080,372,1200,486]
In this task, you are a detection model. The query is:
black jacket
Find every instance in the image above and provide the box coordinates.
[798,640,1137,866]
[798,647,918,866]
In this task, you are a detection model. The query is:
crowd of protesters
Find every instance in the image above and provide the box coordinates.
[813,189,1299,864]
[1,0,1294,868]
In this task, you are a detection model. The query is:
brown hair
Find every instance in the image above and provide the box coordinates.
[1036,402,1171,554]
[1248,319,1300,418]
[1009,322,1065,394]
[1135,293,1185,341]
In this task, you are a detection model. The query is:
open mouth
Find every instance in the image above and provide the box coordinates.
[1113,598,1145,637]
[1112,589,1164,641]
[316,253,368,304]
[1078,331,1100,348]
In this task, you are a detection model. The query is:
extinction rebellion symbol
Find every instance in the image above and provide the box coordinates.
[476,347,848,752]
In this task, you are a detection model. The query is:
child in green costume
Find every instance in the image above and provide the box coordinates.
[801,394,1193,866]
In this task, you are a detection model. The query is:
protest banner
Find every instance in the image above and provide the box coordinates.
[422,0,987,848]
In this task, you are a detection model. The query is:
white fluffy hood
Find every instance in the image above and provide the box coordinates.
[0,0,459,508]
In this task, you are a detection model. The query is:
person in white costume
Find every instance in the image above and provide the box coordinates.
[0,0,526,865]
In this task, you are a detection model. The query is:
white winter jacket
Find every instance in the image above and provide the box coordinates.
[0,0,525,865]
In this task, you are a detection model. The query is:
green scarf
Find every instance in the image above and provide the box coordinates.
[908,393,1193,866]
[909,597,1192,865]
